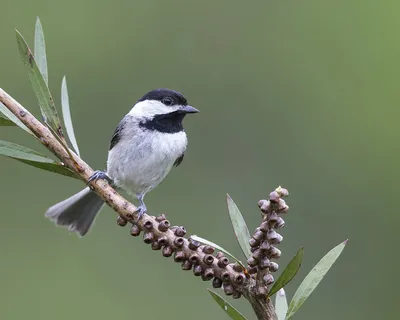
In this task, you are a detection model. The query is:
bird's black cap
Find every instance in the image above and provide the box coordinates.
[138,88,188,106]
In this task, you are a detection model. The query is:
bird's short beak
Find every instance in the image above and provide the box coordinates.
[180,105,199,114]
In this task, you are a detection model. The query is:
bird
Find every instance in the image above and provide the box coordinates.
[45,88,199,237]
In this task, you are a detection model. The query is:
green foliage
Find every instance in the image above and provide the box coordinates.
[0,114,15,126]
[34,17,48,85]
[16,30,63,138]
[275,289,288,320]
[226,194,252,259]
[61,76,80,156]
[286,240,348,319]
[268,247,304,298]
[0,140,77,179]
[208,289,247,320]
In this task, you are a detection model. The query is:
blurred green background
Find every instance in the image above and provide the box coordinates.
[0,0,398,319]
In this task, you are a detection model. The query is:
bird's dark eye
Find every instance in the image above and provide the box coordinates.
[162,97,173,106]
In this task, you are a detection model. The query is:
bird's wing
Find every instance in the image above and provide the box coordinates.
[109,120,124,150]
[174,154,184,167]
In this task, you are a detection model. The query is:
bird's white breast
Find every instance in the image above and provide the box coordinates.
[106,125,187,196]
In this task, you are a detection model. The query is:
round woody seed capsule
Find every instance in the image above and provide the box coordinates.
[248,267,258,275]
[157,235,168,246]
[212,277,223,288]
[143,220,153,230]
[193,265,202,276]
[259,221,269,232]
[117,216,127,226]
[202,245,215,254]
[268,212,279,224]
[130,224,141,236]
[260,241,270,251]
[263,274,274,285]
[280,188,289,197]
[162,246,173,257]
[259,258,270,269]
[203,254,214,265]
[143,232,154,244]
[221,271,231,283]
[173,237,185,248]
[174,226,186,237]
[158,220,170,232]
[252,230,264,242]
[217,257,229,268]
[267,230,283,244]
[188,239,201,250]
[223,284,234,295]
[174,251,185,262]
[233,274,245,285]
[268,247,282,259]
[249,238,259,247]
[258,199,268,209]
[252,249,263,261]
[181,260,192,270]
[151,241,161,250]
[216,252,225,259]
[188,254,199,264]
[260,201,271,214]
[269,191,280,203]
[275,217,285,229]
[202,268,214,281]
[269,262,279,272]
[247,257,257,267]
[233,263,243,272]
[155,214,167,222]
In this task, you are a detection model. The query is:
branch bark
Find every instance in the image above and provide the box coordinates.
[0,87,278,320]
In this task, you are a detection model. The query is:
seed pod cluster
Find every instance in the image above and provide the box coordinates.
[248,187,290,289]
[119,212,247,298]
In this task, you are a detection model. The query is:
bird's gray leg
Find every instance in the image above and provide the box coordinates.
[135,193,147,219]
[87,170,113,185]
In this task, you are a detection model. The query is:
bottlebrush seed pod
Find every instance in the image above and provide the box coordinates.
[248,267,258,275]
[249,238,259,248]
[252,230,264,242]
[215,252,225,259]
[269,262,279,272]
[174,251,185,263]
[116,216,127,226]
[221,271,231,283]
[259,221,269,232]
[223,284,234,295]
[263,274,274,285]
[193,265,202,276]
[212,277,223,288]
[202,268,214,281]
[275,217,285,229]
[258,199,268,209]
[188,254,199,264]
[260,241,270,251]
[151,241,161,250]
[203,254,214,265]
[143,232,154,244]
[155,214,166,222]
[268,211,279,224]
[181,260,192,271]
[143,220,153,230]
[173,237,185,248]
[233,263,244,272]
[162,246,173,257]
[202,245,215,254]
[269,191,280,203]
[252,249,263,261]
[174,226,186,237]
[268,247,282,259]
[259,258,270,269]
[158,220,170,232]
[217,257,229,268]
[233,274,245,285]
[157,235,168,246]
[188,239,200,250]
[247,257,257,267]
[130,224,141,236]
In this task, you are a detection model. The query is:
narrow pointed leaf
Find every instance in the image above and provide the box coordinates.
[0,115,15,126]
[0,102,33,134]
[275,289,288,320]
[268,247,304,298]
[286,240,348,319]
[61,76,80,156]
[16,30,64,139]
[208,289,247,320]
[227,194,251,259]
[34,17,48,84]
[190,235,246,270]
[0,140,77,179]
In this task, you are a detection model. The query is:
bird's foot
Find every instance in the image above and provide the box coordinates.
[87,170,113,185]
[135,204,147,220]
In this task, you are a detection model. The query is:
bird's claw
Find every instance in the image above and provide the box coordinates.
[87,170,113,185]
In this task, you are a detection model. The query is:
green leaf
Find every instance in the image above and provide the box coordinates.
[208,289,247,320]
[275,289,288,320]
[16,29,64,139]
[190,235,246,270]
[61,76,80,156]
[0,114,15,126]
[227,194,252,259]
[34,17,48,85]
[0,140,78,179]
[268,247,304,298]
[286,240,348,319]
[0,102,33,134]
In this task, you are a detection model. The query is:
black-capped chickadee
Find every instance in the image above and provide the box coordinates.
[45,88,199,236]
